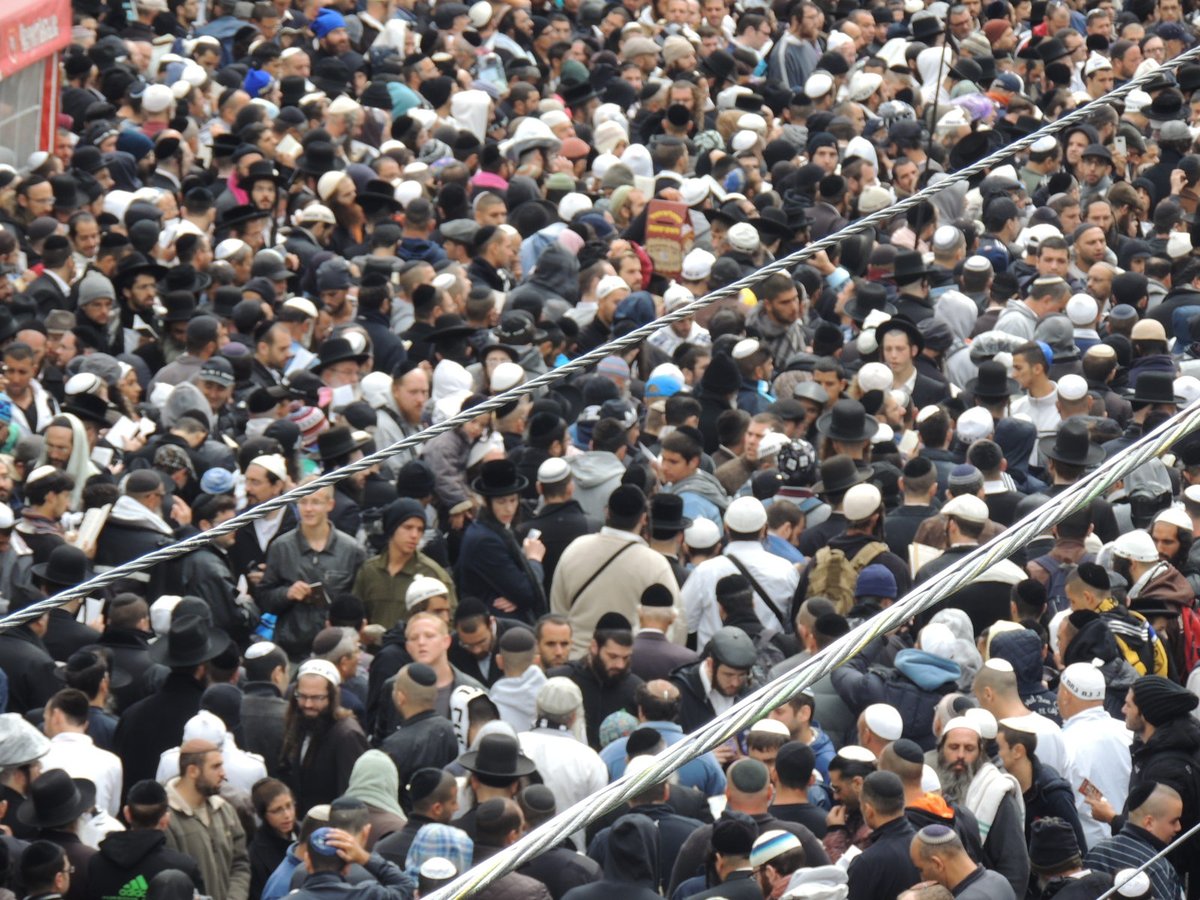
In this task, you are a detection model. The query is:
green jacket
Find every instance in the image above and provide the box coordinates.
[352,551,456,628]
[164,779,250,900]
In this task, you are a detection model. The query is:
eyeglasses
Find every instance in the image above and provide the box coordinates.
[296,692,331,704]
[62,864,75,876]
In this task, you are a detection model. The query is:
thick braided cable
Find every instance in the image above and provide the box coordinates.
[426,391,1200,899]
[1093,819,1200,900]
[2,45,1197,633]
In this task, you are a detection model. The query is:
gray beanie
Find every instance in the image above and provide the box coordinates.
[76,271,115,307]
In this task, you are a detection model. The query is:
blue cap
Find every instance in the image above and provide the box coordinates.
[200,467,235,495]
[993,73,1021,93]
[312,8,347,37]
[1035,340,1054,369]
[308,828,340,857]
[855,563,897,599]
[645,372,684,399]
[0,396,13,425]
[243,69,272,98]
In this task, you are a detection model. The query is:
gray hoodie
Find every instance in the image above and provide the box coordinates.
[570,451,626,520]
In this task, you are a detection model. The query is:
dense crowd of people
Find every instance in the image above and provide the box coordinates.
[6,0,1200,897]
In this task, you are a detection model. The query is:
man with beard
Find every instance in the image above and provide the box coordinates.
[15,466,71,563]
[822,746,877,862]
[669,625,756,736]
[279,658,368,816]
[164,739,251,900]
[933,717,1029,898]
[549,612,644,749]
[1087,676,1200,894]
[229,454,296,593]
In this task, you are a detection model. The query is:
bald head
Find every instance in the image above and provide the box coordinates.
[1133,783,1182,819]
[912,826,967,862]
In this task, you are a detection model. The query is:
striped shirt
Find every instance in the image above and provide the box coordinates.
[1085,825,1182,900]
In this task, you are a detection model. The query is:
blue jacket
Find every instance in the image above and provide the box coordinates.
[832,648,960,750]
[601,721,726,796]
[287,854,416,900]
[396,237,447,265]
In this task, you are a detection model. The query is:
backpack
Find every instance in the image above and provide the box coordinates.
[1179,604,1200,676]
[1031,552,1095,615]
[807,541,889,614]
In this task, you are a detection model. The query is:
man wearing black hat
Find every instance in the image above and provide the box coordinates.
[113,613,232,791]
[86,778,205,899]
[878,319,946,407]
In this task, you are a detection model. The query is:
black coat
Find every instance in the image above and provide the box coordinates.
[241,681,287,776]
[548,658,643,749]
[915,545,1013,636]
[113,672,205,793]
[87,828,205,900]
[248,825,293,900]
[670,658,751,734]
[632,631,698,682]
[515,500,601,596]
[883,503,937,559]
[1024,759,1087,850]
[380,710,460,812]
[96,627,161,713]
[1126,716,1200,893]
[0,623,58,714]
[177,545,251,647]
[280,714,369,816]
[519,844,604,900]
[229,505,297,584]
[357,309,406,376]
[94,517,177,599]
[455,516,546,624]
[42,607,101,663]
[588,803,701,894]
[847,816,920,900]
[690,870,763,900]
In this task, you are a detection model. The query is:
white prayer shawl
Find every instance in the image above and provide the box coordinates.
[965,761,1024,840]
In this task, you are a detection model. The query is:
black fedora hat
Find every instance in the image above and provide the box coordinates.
[30,544,93,589]
[18,770,96,829]
[242,159,284,187]
[700,49,736,84]
[812,454,873,495]
[313,337,369,373]
[495,310,537,346]
[892,250,936,285]
[1147,89,1185,124]
[560,79,600,110]
[50,174,88,214]
[427,314,480,344]
[911,15,943,41]
[311,425,371,461]
[816,399,880,443]
[161,290,198,324]
[159,264,212,295]
[844,282,896,323]
[295,140,345,176]
[948,129,1007,174]
[649,492,693,533]
[357,178,404,214]
[705,201,750,227]
[472,458,530,497]
[1034,37,1070,62]
[875,317,924,352]
[965,360,1019,400]
[458,732,536,779]
[751,207,794,244]
[63,392,117,428]
[112,252,167,290]
[1039,418,1104,467]
[148,613,230,667]
[1126,371,1185,406]
[219,203,272,232]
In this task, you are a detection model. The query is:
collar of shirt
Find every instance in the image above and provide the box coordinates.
[600,526,646,545]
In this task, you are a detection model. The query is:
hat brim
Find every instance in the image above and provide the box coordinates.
[471,473,531,497]
[751,219,794,243]
[815,412,880,443]
[159,271,213,294]
[649,513,694,532]
[812,465,874,495]
[843,298,897,322]
[1037,435,1105,467]
[428,325,482,343]
[147,628,232,668]
[357,194,406,214]
[17,778,96,829]
[113,262,169,288]
[310,432,373,461]
[313,351,370,373]
[458,749,537,778]
[30,561,93,588]
[295,153,346,175]
[963,376,1020,399]
[1122,387,1186,406]
[875,318,925,352]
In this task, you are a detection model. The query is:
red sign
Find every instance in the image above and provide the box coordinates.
[644,199,695,281]
[0,0,71,79]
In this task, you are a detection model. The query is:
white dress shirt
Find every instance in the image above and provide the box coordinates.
[681,540,797,646]
[42,731,123,817]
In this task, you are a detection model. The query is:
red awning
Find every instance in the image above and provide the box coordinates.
[0,0,72,79]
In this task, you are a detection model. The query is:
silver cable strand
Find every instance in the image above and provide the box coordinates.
[3,43,1198,633]
[1093,819,1200,900]
[424,394,1200,899]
